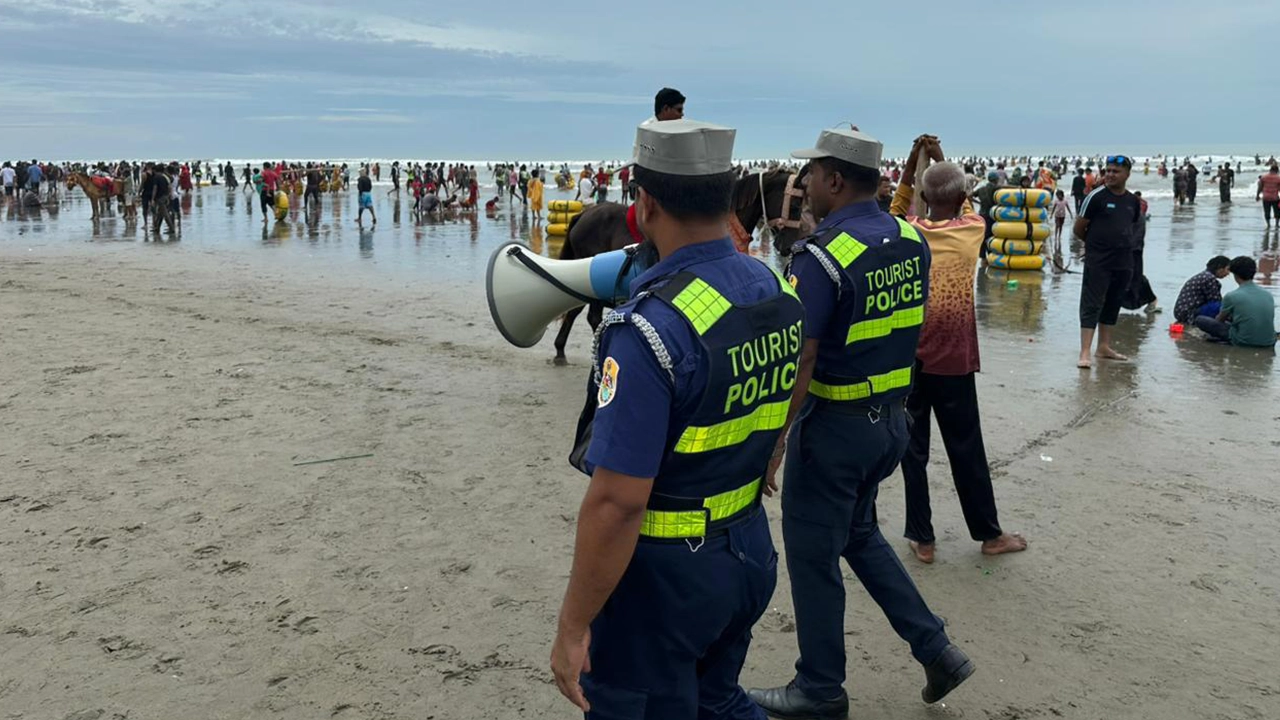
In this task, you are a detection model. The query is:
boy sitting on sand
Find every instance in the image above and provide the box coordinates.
[1192,256,1277,347]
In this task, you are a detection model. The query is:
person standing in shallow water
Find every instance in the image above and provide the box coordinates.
[356,169,376,226]
[1119,192,1160,314]
[1075,155,1142,368]
[526,169,544,221]
[1051,189,1074,246]
[1256,164,1280,228]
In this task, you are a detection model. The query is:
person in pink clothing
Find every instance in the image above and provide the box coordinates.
[1051,189,1074,244]
[1256,163,1280,227]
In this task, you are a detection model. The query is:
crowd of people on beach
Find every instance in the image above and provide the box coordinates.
[5,147,1277,353]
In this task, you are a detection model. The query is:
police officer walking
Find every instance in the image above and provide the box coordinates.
[747,131,974,719]
[550,119,806,719]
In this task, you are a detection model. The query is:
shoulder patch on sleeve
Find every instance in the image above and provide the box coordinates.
[598,356,620,408]
[788,274,799,289]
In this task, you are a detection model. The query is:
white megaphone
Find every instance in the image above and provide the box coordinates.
[486,242,648,348]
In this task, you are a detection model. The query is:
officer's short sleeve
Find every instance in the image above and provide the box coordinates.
[788,251,837,340]
[583,322,672,479]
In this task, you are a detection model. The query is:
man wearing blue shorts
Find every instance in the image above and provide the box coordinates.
[357,170,376,226]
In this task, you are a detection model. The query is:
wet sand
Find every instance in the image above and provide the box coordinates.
[2,183,1279,720]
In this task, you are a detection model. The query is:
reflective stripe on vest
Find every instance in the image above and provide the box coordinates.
[822,217,922,269]
[665,269,799,455]
[809,365,913,402]
[669,277,732,335]
[846,305,924,345]
[640,478,760,539]
[674,399,789,454]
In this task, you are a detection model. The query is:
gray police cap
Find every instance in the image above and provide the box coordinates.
[791,127,882,170]
[631,119,735,176]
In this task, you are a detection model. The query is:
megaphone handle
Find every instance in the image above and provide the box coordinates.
[507,247,598,305]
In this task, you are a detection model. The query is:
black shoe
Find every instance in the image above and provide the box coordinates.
[746,681,848,719]
[921,644,975,704]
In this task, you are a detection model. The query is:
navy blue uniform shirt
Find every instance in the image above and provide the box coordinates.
[787,200,903,369]
[585,237,785,479]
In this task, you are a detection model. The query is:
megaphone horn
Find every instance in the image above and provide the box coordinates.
[485,242,643,348]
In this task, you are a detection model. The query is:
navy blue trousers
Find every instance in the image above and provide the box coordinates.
[582,508,775,720]
[780,398,949,697]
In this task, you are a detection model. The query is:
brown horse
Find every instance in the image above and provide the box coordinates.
[551,202,631,365]
[66,172,131,220]
[549,170,810,364]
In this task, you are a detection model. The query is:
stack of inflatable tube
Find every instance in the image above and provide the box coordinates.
[546,200,583,235]
[985,188,1051,270]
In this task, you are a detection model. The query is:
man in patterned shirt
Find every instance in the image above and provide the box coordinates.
[1173,256,1231,323]
[890,137,1027,564]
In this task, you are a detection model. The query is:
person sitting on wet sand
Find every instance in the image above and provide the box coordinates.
[484,196,501,212]
[1193,256,1277,348]
[1173,255,1231,323]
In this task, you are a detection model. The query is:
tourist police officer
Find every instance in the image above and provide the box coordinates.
[747,130,975,719]
[550,119,805,719]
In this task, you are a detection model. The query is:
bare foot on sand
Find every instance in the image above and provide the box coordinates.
[909,541,935,564]
[1077,353,1092,369]
[1097,347,1129,361]
[982,533,1028,556]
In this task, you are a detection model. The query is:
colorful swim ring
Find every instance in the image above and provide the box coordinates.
[273,190,290,221]
[547,212,580,224]
[546,223,570,236]
[986,238,1044,256]
[991,222,1050,241]
[994,188,1054,208]
[989,206,1049,223]
[548,200,584,212]
[986,253,1045,270]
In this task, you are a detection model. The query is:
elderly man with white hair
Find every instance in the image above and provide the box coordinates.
[890,136,1027,565]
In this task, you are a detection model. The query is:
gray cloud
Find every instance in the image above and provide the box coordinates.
[1,0,1275,159]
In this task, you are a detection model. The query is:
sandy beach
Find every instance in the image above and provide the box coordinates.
[3,193,1279,719]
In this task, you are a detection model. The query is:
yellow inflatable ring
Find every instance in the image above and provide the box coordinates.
[991,222,1050,241]
[990,206,1049,223]
[548,200,584,212]
[986,253,1045,270]
[546,223,570,236]
[993,188,1054,208]
[547,212,580,224]
[986,238,1044,256]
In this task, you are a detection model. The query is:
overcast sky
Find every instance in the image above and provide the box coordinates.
[2,0,1276,160]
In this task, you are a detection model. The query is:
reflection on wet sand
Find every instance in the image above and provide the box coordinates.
[1173,332,1276,386]
[976,267,1047,335]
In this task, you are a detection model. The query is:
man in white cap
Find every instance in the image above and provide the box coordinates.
[748,127,974,719]
[550,119,804,719]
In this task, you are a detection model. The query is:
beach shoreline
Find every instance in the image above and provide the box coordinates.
[2,240,1277,719]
